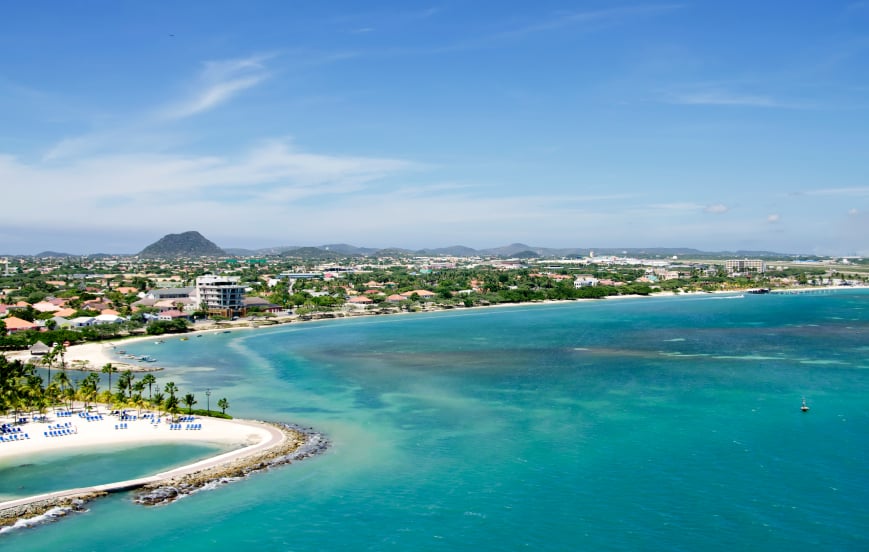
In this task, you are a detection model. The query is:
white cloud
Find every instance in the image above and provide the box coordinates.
[160,54,272,120]
[848,208,859,215]
[767,213,781,223]
[803,186,869,197]
[704,203,729,214]
[669,91,780,107]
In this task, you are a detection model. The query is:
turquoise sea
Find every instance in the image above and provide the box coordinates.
[4,291,868,550]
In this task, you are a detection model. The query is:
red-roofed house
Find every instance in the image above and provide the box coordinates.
[3,316,38,333]
[158,309,191,321]
[32,301,60,313]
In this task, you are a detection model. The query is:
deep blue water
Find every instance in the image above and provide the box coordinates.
[5,291,868,550]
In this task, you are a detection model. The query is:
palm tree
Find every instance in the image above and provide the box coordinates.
[101,363,117,394]
[217,397,229,415]
[164,381,178,400]
[117,370,134,399]
[53,372,71,411]
[141,373,157,401]
[152,391,165,416]
[182,393,197,414]
[41,347,57,391]
[80,373,100,410]
[164,394,180,420]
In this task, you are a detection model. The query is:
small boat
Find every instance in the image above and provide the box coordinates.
[801,397,810,412]
[117,350,126,354]
[180,337,189,341]
[222,330,231,334]
[155,340,165,344]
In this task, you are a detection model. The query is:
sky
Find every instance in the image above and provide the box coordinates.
[1,1,867,255]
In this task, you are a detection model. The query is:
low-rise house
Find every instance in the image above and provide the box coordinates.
[69,316,96,327]
[4,316,38,333]
[94,313,125,325]
[50,316,72,328]
[32,300,60,312]
[82,300,112,311]
[386,294,405,303]
[242,297,283,313]
[348,295,374,305]
[400,290,437,299]
[158,309,190,321]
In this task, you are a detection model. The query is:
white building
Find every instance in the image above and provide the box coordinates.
[725,259,765,274]
[195,275,245,316]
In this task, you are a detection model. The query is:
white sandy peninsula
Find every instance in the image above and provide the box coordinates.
[0,408,277,461]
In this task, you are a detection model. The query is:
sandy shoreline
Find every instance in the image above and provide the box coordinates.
[0,285,859,530]
[0,405,328,529]
[5,285,860,373]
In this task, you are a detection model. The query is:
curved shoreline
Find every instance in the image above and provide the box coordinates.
[5,285,862,372]
[0,421,328,531]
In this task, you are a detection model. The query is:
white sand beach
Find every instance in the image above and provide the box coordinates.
[0,408,277,461]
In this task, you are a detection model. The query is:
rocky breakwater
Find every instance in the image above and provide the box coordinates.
[135,422,329,506]
[0,491,108,530]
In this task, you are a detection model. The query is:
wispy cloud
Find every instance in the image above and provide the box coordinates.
[801,186,869,197]
[704,203,729,214]
[384,4,683,56]
[663,87,802,108]
[160,54,272,120]
[491,4,684,41]
[767,213,781,223]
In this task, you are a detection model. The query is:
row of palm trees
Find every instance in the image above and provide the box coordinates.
[0,353,229,421]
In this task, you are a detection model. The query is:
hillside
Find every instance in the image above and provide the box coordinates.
[138,231,226,258]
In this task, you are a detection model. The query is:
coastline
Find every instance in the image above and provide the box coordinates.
[4,285,861,372]
[0,284,860,532]
[0,412,328,530]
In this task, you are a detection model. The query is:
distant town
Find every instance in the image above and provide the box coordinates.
[1,231,866,350]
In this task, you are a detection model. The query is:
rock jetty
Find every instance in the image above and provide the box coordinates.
[135,423,328,506]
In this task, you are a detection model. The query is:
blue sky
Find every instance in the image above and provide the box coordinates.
[1,1,867,255]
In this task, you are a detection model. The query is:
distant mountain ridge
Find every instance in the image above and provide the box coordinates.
[12,234,811,258]
[138,231,226,258]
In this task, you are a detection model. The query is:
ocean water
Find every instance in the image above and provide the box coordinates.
[4,291,868,550]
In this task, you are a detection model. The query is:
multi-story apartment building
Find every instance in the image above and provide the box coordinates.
[725,259,765,274]
[195,275,245,317]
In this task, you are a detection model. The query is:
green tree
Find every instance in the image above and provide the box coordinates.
[141,373,157,401]
[101,363,117,394]
[217,397,229,415]
[80,372,100,410]
[182,392,197,414]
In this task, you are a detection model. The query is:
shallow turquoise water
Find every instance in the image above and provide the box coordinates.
[0,443,226,500]
[5,291,868,550]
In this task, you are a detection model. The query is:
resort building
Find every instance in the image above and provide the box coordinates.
[574,275,599,288]
[725,259,766,274]
[194,275,245,317]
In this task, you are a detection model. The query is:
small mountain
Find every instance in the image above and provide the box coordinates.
[416,245,480,256]
[138,231,226,258]
[479,243,539,257]
[280,247,347,260]
[319,243,379,256]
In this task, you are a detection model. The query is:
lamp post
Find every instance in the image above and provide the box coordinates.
[206,388,211,415]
